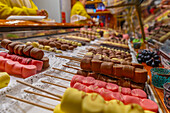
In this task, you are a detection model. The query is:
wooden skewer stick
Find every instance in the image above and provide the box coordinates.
[41,81,68,89]
[44,73,71,82]
[16,80,62,99]
[24,90,61,101]
[77,53,85,56]
[66,63,80,67]
[56,55,81,62]
[77,55,83,58]
[52,67,76,75]
[63,65,79,70]
[6,94,54,111]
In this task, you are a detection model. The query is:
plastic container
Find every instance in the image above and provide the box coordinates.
[151,68,170,89]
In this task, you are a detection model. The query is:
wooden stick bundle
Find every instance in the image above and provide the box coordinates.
[16,80,62,99]
[44,73,71,81]
[24,90,61,101]
[6,94,54,111]
[41,80,68,89]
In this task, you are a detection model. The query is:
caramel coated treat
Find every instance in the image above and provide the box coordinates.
[133,68,147,83]
[30,48,44,60]
[41,57,50,69]
[8,42,22,53]
[23,45,33,56]
[1,39,12,49]
[13,45,20,55]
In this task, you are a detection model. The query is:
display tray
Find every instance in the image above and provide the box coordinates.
[0,20,88,32]
[0,38,162,113]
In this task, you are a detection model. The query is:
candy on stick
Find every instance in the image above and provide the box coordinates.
[6,85,157,113]
[0,72,10,89]
[82,93,105,113]
[6,94,54,111]
[104,100,125,113]
[60,88,86,113]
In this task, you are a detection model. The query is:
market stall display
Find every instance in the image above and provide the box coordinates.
[0,0,169,111]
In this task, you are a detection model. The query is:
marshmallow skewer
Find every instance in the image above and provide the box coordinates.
[6,94,54,111]
[24,90,61,101]
[16,80,62,99]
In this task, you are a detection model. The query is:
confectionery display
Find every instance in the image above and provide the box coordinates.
[0,1,169,112]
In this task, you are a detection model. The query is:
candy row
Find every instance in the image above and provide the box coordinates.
[1,39,44,60]
[80,57,147,84]
[71,75,147,99]
[77,70,145,89]
[56,88,157,113]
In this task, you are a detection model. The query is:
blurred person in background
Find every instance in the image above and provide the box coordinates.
[0,0,48,19]
[71,0,93,24]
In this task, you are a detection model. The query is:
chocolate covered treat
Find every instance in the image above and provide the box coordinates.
[61,44,69,51]
[88,72,99,79]
[77,70,88,77]
[49,42,56,47]
[130,82,145,89]
[80,58,92,71]
[18,45,25,56]
[122,65,135,79]
[100,62,114,75]
[56,42,61,49]
[133,68,147,83]
[112,64,123,77]
[118,78,131,88]
[91,60,103,73]
[1,39,12,49]
[30,48,44,60]
[13,45,20,55]
[68,46,74,50]
[23,45,34,56]
[43,40,50,45]
[131,63,144,69]
[8,42,22,53]
[41,57,50,69]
